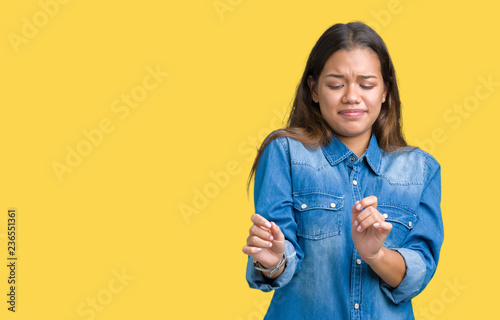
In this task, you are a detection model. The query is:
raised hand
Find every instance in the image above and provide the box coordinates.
[351,196,392,262]
[242,213,286,271]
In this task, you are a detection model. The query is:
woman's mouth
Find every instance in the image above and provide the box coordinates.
[339,109,366,117]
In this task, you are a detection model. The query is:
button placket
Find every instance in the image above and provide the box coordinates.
[350,163,362,319]
[350,160,361,201]
[350,248,363,319]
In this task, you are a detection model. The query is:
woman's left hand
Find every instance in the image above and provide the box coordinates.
[351,196,393,263]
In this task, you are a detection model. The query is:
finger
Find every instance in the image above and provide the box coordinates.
[352,200,363,214]
[355,213,382,232]
[351,201,363,225]
[358,196,378,210]
[242,245,263,255]
[357,216,378,232]
[353,206,377,230]
[372,221,393,235]
[250,224,273,241]
[247,235,273,248]
[356,206,377,221]
[251,213,272,229]
[270,222,285,241]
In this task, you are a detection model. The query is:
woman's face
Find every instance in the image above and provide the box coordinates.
[308,48,387,145]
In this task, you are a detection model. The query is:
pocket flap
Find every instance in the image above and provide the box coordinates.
[293,192,344,212]
[378,205,417,230]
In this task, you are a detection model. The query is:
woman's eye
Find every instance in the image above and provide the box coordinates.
[328,85,343,89]
[360,85,375,90]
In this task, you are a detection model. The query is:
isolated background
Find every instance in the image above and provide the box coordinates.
[1,1,499,319]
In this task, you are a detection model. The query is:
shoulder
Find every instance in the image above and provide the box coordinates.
[262,132,326,167]
[381,147,440,166]
[263,131,318,155]
[262,132,290,154]
[258,132,291,165]
[379,147,440,185]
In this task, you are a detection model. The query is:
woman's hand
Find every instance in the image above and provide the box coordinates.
[242,213,286,271]
[351,196,392,263]
[351,196,406,288]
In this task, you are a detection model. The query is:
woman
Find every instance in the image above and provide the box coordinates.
[242,22,444,319]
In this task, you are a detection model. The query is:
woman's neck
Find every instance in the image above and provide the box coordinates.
[335,131,372,158]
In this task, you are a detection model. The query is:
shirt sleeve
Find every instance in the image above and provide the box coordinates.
[245,136,304,292]
[381,153,444,304]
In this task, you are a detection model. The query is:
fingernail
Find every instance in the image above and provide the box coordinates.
[269,242,273,248]
[354,220,358,227]
[373,223,380,228]
[356,226,361,232]
[256,248,262,252]
[269,235,274,241]
[383,213,388,219]
[264,222,271,228]
[356,204,361,210]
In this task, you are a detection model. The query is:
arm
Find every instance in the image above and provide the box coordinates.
[243,137,304,292]
[383,156,444,303]
[364,247,406,288]
[353,155,444,303]
[243,215,286,279]
[351,196,406,288]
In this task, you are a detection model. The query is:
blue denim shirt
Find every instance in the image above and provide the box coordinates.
[246,134,444,320]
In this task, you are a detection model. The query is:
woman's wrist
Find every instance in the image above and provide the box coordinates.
[254,253,287,279]
[361,247,386,267]
[263,263,286,279]
[363,247,406,288]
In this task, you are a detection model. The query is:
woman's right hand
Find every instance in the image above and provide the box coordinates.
[242,213,286,269]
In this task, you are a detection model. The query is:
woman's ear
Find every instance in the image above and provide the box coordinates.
[382,83,389,103]
[307,76,319,103]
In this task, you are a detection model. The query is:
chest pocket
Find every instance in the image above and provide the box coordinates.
[293,192,344,240]
[378,205,417,249]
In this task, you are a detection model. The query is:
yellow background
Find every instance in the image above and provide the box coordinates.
[0,0,498,319]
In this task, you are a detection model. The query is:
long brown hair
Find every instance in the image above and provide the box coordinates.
[247,22,408,192]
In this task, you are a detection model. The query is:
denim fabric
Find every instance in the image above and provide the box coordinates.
[246,134,444,320]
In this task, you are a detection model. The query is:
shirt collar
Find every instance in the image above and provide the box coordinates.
[321,133,382,175]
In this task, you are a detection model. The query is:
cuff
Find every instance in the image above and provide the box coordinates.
[381,248,426,304]
[246,240,298,292]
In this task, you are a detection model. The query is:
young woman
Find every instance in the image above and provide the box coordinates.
[242,22,444,319]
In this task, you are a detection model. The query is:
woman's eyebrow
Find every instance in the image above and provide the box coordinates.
[325,74,345,78]
[359,75,378,79]
[325,74,378,79]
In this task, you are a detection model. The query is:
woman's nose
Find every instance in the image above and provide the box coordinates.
[342,85,361,104]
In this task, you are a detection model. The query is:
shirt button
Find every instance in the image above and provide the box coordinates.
[408,221,413,227]
[354,303,360,309]
[350,156,355,162]
[356,259,362,265]
[301,203,307,209]
[330,203,336,208]
[352,180,358,186]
